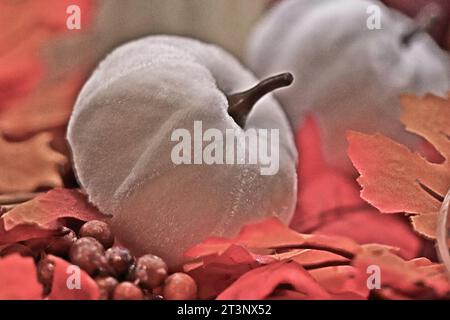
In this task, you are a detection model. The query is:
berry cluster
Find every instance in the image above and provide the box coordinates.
[1,220,197,300]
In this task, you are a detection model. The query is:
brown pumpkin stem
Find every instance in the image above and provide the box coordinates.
[401,2,443,46]
[227,72,293,127]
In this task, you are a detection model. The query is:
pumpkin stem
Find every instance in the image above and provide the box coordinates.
[227,72,293,127]
[401,2,443,46]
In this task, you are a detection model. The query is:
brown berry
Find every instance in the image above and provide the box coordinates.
[105,247,134,277]
[37,257,55,295]
[46,228,77,256]
[79,220,114,249]
[163,273,197,300]
[69,237,105,275]
[96,276,119,300]
[134,254,168,289]
[113,282,143,300]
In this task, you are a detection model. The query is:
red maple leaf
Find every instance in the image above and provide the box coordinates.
[291,115,422,259]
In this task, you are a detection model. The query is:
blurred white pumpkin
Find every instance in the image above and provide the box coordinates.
[247,0,450,171]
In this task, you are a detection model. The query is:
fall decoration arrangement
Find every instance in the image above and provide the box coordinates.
[0,0,449,301]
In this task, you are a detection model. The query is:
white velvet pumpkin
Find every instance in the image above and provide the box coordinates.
[67,35,297,268]
[247,0,450,171]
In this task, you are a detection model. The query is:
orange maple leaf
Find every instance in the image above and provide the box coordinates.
[347,94,450,239]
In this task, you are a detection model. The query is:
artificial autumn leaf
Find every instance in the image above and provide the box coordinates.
[352,244,450,299]
[0,132,66,193]
[185,217,360,260]
[48,255,100,300]
[1,188,107,232]
[184,244,260,300]
[347,94,450,238]
[0,254,42,300]
[291,116,363,232]
[308,266,368,299]
[315,210,422,260]
[184,218,363,299]
[0,222,59,246]
[291,116,422,258]
[217,261,331,300]
[272,249,350,269]
[185,237,358,299]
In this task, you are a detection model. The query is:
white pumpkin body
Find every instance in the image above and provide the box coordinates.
[247,0,450,171]
[67,36,297,267]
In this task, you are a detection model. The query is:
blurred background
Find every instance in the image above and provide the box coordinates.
[0,0,270,143]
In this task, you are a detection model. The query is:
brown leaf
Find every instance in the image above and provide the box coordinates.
[0,132,66,194]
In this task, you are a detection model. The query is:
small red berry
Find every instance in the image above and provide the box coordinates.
[69,237,106,275]
[79,220,114,249]
[113,282,143,300]
[96,276,119,300]
[163,273,197,300]
[134,254,168,289]
[105,247,134,277]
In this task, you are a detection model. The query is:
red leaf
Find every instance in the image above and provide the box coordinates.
[185,217,359,260]
[314,210,422,260]
[274,249,350,268]
[0,254,42,299]
[184,218,361,299]
[0,222,57,245]
[0,188,107,246]
[47,255,100,300]
[217,261,331,300]
[309,266,368,299]
[2,188,107,231]
[291,116,422,259]
[185,245,260,300]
